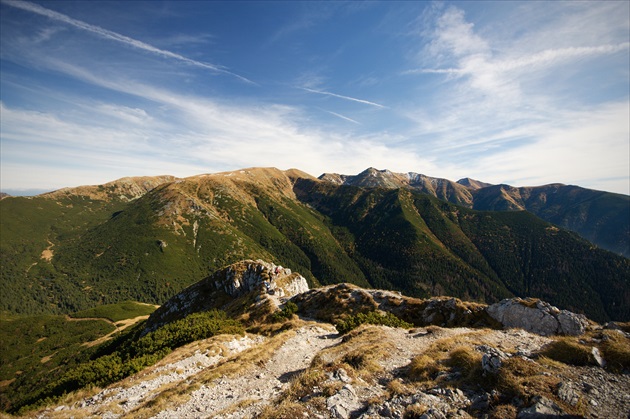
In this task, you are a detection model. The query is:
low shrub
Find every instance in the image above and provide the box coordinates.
[14,310,243,414]
[335,311,412,334]
[269,301,299,323]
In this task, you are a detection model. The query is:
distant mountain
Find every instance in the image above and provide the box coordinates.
[321,168,630,257]
[1,167,628,322]
[320,167,474,207]
[456,177,493,190]
[0,192,10,200]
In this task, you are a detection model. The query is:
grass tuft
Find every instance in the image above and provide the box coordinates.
[540,337,595,366]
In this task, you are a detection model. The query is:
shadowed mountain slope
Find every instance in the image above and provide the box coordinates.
[320,168,630,257]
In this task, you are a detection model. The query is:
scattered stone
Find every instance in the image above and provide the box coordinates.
[517,396,565,418]
[557,381,580,406]
[477,345,508,375]
[327,384,359,419]
[469,392,491,411]
[591,347,606,368]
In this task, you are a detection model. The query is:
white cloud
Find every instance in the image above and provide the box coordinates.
[3,0,253,83]
[400,3,629,195]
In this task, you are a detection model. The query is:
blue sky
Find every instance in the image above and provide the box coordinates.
[1,1,628,195]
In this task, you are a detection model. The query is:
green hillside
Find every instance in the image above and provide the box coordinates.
[294,179,630,321]
[1,169,628,322]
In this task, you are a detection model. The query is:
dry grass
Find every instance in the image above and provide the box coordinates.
[516,298,540,309]
[407,330,491,384]
[386,379,413,397]
[403,403,429,418]
[489,404,518,419]
[257,401,310,419]
[280,368,327,403]
[540,337,595,366]
[600,330,630,372]
[324,325,394,382]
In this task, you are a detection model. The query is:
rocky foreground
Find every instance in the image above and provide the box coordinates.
[31,260,630,419]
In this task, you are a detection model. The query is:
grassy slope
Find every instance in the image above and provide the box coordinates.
[0,314,115,411]
[1,173,628,322]
[472,185,630,258]
[294,179,630,322]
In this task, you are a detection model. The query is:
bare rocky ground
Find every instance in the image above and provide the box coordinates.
[30,320,630,419]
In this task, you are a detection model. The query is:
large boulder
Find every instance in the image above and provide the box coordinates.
[487,298,589,336]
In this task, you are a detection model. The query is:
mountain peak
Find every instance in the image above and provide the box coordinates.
[457,177,493,190]
[40,175,177,201]
[319,168,474,206]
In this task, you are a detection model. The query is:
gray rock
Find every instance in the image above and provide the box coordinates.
[469,392,490,411]
[327,384,358,419]
[591,347,606,368]
[334,367,352,383]
[517,396,565,418]
[477,345,508,375]
[557,382,580,406]
[487,298,589,336]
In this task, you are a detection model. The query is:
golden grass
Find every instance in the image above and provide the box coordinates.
[386,379,413,397]
[489,404,518,419]
[257,401,310,419]
[600,330,630,372]
[403,403,429,419]
[540,337,595,366]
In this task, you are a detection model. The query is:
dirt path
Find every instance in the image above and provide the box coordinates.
[62,314,151,348]
[81,315,152,348]
[152,324,341,419]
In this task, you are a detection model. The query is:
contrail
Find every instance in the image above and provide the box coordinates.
[3,0,254,84]
[301,87,386,108]
[323,109,361,125]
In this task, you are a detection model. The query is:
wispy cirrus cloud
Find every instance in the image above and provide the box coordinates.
[0,55,434,191]
[400,3,629,194]
[300,87,386,108]
[2,0,253,84]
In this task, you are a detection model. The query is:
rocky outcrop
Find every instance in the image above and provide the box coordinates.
[487,298,590,336]
[143,260,308,333]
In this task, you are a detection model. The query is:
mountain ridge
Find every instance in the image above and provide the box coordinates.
[319,168,630,257]
[2,166,628,323]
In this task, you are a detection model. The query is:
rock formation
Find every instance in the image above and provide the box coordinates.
[143,259,308,333]
[487,298,590,336]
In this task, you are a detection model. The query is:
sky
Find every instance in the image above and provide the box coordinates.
[1,1,629,196]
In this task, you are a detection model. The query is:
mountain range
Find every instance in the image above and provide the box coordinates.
[0,167,628,322]
[321,167,630,258]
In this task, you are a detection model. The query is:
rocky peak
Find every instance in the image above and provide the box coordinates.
[143,260,308,334]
